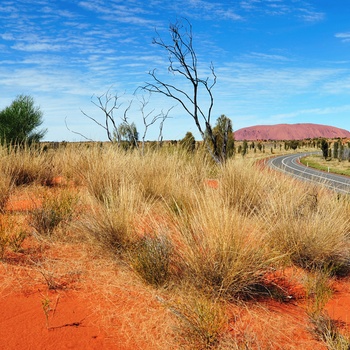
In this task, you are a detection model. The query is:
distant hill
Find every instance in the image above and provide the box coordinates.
[234,123,350,141]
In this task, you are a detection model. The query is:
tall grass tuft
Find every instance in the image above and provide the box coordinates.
[82,180,150,253]
[1,145,55,186]
[76,145,131,202]
[129,234,172,287]
[218,158,270,215]
[169,292,227,349]
[30,189,77,237]
[309,312,350,350]
[0,173,13,212]
[168,191,280,299]
[261,181,350,273]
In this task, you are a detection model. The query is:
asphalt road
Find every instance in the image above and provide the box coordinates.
[266,152,350,195]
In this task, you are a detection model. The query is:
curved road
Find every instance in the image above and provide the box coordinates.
[266,152,350,195]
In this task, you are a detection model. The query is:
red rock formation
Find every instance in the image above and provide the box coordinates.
[234,123,350,141]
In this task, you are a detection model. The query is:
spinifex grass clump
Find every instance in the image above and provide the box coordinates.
[82,180,150,253]
[168,191,280,300]
[30,190,77,236]
[77,145,131,203]
[0,173,13,212]
[262,180,350,274]
[129,234,172,287]
[131,150,210,204]
[0,216,27,258]
[170,293,227,349]
[218,158,270,215]
[309,312,350,350]
[1,145,55,186]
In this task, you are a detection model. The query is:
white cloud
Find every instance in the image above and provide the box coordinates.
[335,32,350,43]
[246,52,292,62]
[12,42,64,52]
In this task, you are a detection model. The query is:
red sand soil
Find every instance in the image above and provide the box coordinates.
[1,184,350,349]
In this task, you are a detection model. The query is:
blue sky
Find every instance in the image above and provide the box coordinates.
[1,0,349,141]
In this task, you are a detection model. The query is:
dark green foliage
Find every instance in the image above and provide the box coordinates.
[241,140,248,156]
[339,142,344,161]
[289,140,299,150]
[320,139,328,159]
[0,95,46,145]
[115,122,139,149]
[211,114,235,161]
[333,141,339,159]
[180,131,196,153]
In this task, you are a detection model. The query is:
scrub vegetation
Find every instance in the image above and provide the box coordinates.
[0,140,349,349]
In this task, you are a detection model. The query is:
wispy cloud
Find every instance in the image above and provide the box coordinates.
[12,42,64,52]
[245,52,292,62]
[270,105,350,123]
[0,0,348,140]
[239,0,324,22]
[335,32,350,43]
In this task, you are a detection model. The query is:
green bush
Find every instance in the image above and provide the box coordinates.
[0,95,46,145]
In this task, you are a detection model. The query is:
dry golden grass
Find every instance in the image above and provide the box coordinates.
[166,191,281,299]
[1,142,350,349]
[0,145,56,186]
[261,179,350,273]
[0,173,13,213]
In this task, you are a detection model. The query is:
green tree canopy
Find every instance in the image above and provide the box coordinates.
[0,95,46,145]
[320,139,329,159]
[211,114,235,161]
[180,131,196,153]
[114,121,139,149]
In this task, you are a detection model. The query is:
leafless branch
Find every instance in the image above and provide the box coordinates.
[64,117,94,142]
[142,19,220,162]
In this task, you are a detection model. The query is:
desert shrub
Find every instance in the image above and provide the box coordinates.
[129,234,171,287]
[0,216,27,257]
[0,94,46,145]
[218,159,270,215]
[170,293,227,349]
[1,146,55,186]
[30,190,77,236]
[309,312,350,350]
[168,191,280,299]
[82,180,150,253]
[262,182,350,274]
[0,172,13,212]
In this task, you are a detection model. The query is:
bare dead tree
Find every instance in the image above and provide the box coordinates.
[142,19,221,162]
[79,89,131,144]
[137,94,173,155]
[71,88,171,152]
[158,109,172,147]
